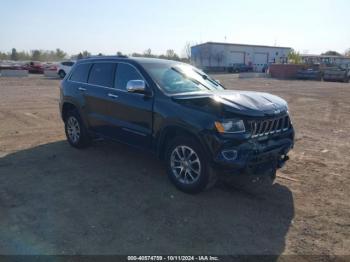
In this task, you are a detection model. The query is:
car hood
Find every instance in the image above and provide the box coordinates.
[172,90,288,117]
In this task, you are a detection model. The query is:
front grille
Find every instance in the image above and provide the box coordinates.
[250,115,291,138]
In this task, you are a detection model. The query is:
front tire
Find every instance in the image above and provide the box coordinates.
[64,110,90,148]
[59,70,66,79]
[165,137,217,194]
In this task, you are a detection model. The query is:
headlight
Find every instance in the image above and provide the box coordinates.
[215,119,245,133]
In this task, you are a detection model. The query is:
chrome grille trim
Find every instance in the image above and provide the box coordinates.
[250,115,291,138]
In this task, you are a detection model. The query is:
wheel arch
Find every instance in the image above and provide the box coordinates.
[60,99,91,137]
[61,101,88,128]
[61,102,77,121]
[156,125,211,161]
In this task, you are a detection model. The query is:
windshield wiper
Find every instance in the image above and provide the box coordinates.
[194,70,224,88]
[171,67,211,90]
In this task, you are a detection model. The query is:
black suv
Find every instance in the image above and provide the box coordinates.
[59,57,294,193]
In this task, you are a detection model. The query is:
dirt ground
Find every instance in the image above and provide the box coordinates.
[0,75,349,256]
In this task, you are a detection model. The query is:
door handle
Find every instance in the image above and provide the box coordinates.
[78,87,87,91]
[107,93,119,99]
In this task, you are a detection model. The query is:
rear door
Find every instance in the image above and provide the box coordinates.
[68,62,92,115]
[107,62,153,148]
[84,62,117,136]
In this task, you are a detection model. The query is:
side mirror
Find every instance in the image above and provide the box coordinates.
[126,80,146,94]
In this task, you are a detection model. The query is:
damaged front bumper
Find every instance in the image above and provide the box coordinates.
[210,129,294,176]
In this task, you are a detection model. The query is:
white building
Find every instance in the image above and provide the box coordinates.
[191,42,292,72]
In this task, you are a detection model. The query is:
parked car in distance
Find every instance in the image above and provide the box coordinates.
[227,63,253,73]
[296,68,322,81]
[24,61,44,74]
[0,63,24,71]
[57,61,75,78]
[43,63,57,71]
[262,64,269,73]
[59,57,294,193]
[323,66,349,83]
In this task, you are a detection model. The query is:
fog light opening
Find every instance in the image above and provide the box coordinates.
[222,150,238,161]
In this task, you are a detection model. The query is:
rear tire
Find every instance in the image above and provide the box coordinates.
[64,110,90,148]
[165,137,217,194]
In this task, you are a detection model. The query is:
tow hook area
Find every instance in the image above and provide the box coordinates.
[278,154,289,168]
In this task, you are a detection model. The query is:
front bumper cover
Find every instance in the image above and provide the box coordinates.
[211,130,294,176]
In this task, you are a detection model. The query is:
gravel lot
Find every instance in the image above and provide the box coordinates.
[0,75,349,256]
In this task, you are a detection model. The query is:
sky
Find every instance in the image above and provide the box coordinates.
[0,0,349,56]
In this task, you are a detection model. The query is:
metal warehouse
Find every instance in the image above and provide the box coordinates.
[191,42,292,72]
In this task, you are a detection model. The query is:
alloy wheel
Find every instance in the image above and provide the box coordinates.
[67,116,81,144]
[170,145,201,184]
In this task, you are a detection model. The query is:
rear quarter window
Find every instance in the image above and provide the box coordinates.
[69,63,91,83]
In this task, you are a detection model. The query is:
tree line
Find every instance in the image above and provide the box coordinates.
[0,45,192,63]
[130,48,189,63]
[1,45,349,63]
[0,48,67,61]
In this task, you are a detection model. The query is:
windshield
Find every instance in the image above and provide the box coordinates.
[143,62,225,94]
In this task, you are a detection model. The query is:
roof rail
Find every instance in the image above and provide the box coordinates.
[83,55,128,59]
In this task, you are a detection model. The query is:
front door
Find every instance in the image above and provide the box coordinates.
[107,62,153,149]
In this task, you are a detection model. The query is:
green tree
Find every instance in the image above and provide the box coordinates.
[288,49,302,64]
[131,52,142,57]
[17,51,31,60]
[55,48,66,60]
[31,50,41,61]
[11,48,18,61]
[143,48,153,57]
[0,52,9,60]
[166,49,175,57]
[321,50,341,56]
[183,42,191,60]
[71,51,90,60]
[165,49,180,61]
[345,49,350,57]
[82,51,91,58]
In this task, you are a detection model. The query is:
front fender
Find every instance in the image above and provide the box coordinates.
[154,119,214,161]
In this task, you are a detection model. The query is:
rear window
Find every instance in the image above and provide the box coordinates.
[88,63,116,88]
[70,63,91,83]
[62,61,74,66]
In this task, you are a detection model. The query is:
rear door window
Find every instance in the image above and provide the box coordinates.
[69,63,91,83]
[88,63,116,88]
[62,61,74,66]
[115,63,143,90]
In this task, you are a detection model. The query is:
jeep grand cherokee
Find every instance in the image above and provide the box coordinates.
[59,56,294,193]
